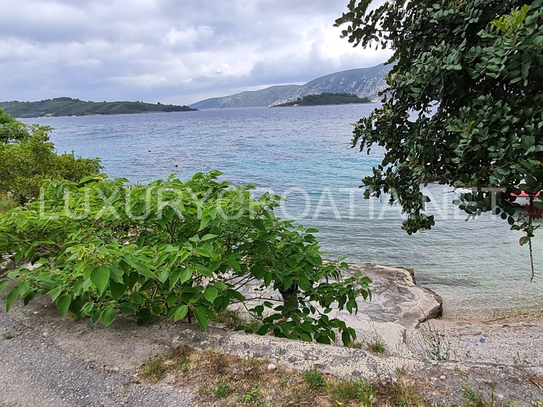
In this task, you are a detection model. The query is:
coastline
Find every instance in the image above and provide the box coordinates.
[1,261,543,404]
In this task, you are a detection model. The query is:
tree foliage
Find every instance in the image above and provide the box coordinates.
[0,171,370,345]
[0,109,101,204]
[336,0,543,275]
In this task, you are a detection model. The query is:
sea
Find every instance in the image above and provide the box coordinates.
[24,104,543,316]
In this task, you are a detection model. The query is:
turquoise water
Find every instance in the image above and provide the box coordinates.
[25,105,543,316]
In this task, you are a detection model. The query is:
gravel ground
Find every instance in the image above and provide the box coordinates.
[406,316,543,405]
[0,311,198,407]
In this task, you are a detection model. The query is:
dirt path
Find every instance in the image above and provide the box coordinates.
[0,303,197,407]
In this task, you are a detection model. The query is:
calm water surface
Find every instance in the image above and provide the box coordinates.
[25,105,543,316]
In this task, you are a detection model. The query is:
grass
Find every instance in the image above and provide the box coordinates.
[411,322,451,362]
[303,367,326,388]
[138,345,432,406]
[458,371,501,407]
[139,346,539,406]
[215,380,231,398]
[368,338,386,354]
[140,358,167,381]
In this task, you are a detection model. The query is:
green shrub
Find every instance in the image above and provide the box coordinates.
[0,171,371,345]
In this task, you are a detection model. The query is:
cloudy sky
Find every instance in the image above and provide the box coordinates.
[0,0,391,105]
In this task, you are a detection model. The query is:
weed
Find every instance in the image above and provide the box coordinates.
[330,379,375,406]
[180,362,190,372]
[412,322,451,362]
[215,379,231,398]
[374,370,427,406]
[330,380,360,404]
[240,385,260,404]
[304,367,326,388]
[460,372,496,407]
[369,339,386,354]
[140,359,167,380]
[357,379,375,407]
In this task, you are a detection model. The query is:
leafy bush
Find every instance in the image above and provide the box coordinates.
[0,171,370,345]
[0,108,101,204]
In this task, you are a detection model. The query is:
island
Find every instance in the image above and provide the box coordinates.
[0,97,197,118]
[272,93,371,107]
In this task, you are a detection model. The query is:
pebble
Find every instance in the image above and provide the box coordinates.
[440,375,446,380]
[267,363,277,371]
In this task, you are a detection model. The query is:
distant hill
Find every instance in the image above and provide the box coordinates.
[273,93,371,107]
[270,64,390,106]
[191,63,390,109]
[0,97,196,118]
[190,85,301,109]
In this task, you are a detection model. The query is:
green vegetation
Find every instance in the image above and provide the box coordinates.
[274,93,370,107]
[0,97,196,118]
[140,358,167,380]
[303,367,326,388]
[368,338,386,354]
[336,0,543,277]
[0,170,370,345]
[215,380,232,398]
[0,109,101,204]
[141,346,525,406]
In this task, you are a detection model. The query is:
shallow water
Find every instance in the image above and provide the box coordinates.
[24,105,543,316]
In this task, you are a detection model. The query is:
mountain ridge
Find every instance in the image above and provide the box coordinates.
[191,85,301,109]
[191,63,390,109]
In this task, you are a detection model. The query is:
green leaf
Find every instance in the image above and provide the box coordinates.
[57,295,72,318]
[158,269,170,284]
[264,272,272,287]
[5,286,19,312]
[201,234,218,241]
[179,268,193,284]
[214,281,228,290]
[174,305,189,322]
[198,216,211,231]
[0,279,8,294]
[251,264,266,279]
[166,292,178,307]
[194,306,208,330]
[195,264,213,277]
[118,303,136,315]
[227,257,241,272]
[306,228,319,233]
[109,264,125,284]
[17,281,31,297]
[110,281,126,301]
[90,266,110,294]
[101,307,116,328]
[169,268,182,291]
[137,308,152,325]
[203,287,218,303]
[129,292,144,305]
[341,330,352,346]
[134,263,156,279]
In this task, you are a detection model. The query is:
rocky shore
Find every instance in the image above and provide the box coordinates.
[0,263,542,405]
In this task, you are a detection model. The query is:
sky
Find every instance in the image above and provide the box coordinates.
[0,0,391,105]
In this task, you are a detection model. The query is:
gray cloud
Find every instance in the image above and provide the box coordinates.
[0,0,391,105]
